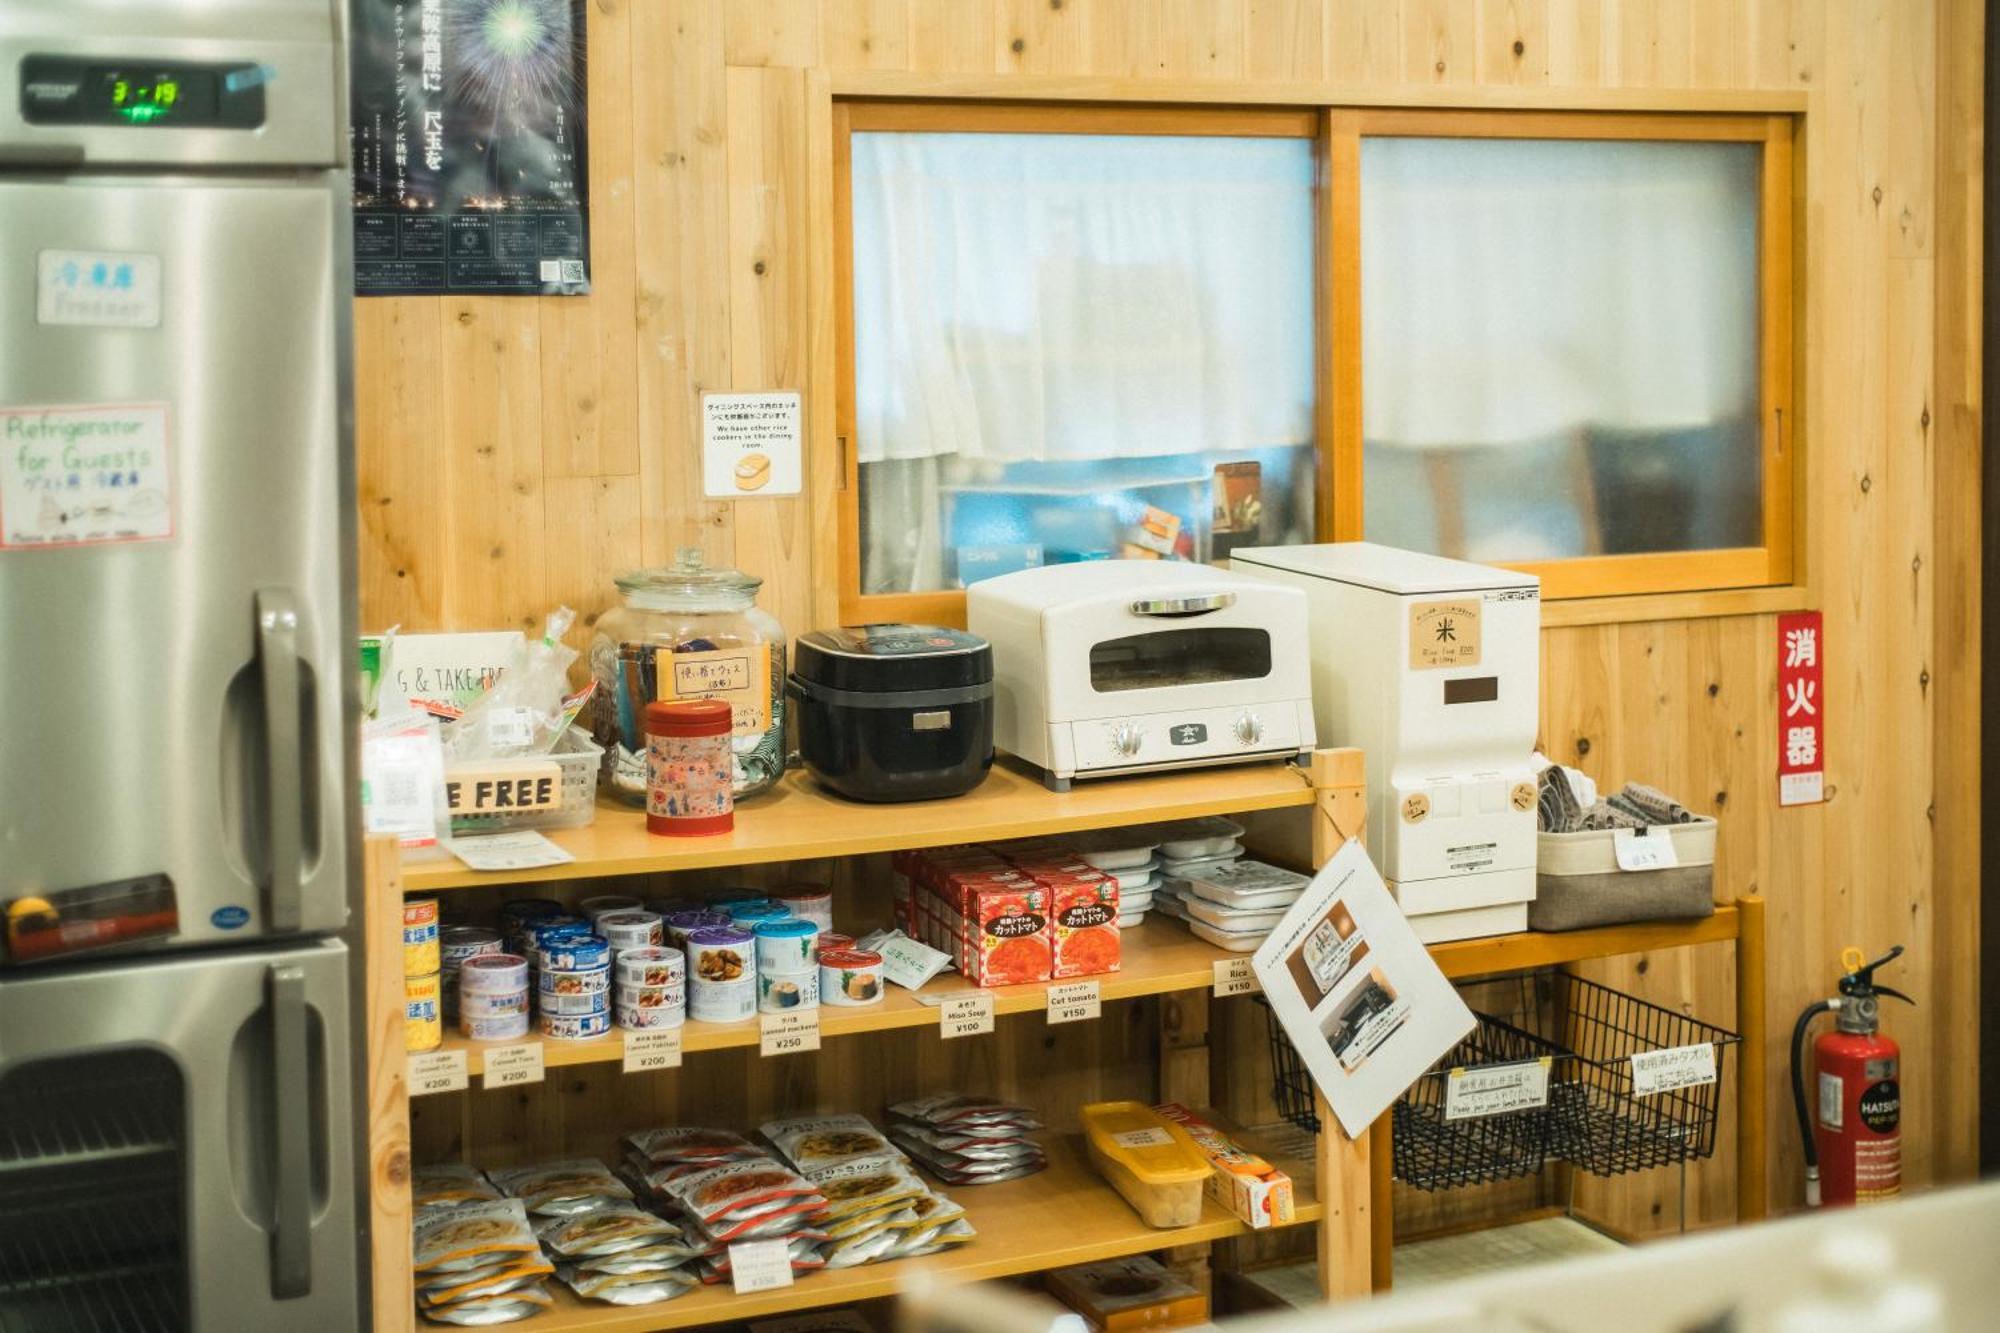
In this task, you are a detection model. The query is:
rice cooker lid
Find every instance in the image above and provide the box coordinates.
[794,625,993,693]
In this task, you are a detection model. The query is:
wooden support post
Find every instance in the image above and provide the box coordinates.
[1159,989,1214,1296]
[1309,748,1368,864]
[365,836,414,1330]
[1315,1088,1373,1299]
[1735,894,1768,1221]
[1368,1114,1394,1292]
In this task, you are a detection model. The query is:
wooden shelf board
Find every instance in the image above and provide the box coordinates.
[402,758,1315,892]
[438,918,1234,1076]
[1428,905,1741,980]
[522,1133,1317,1331]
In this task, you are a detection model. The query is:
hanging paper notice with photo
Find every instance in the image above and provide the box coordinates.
[1252,839,1474,1138]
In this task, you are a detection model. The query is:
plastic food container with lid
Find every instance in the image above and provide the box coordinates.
[1080,1101,1214,1228]
[589,548,788,803]
[788,625,995,803]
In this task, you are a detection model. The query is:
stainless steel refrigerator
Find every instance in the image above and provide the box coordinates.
[0,2,365,1329]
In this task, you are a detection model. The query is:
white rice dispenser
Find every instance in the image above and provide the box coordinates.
[1230,542,1540,943]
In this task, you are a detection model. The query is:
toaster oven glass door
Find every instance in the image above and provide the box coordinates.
[1088,628,1273,693]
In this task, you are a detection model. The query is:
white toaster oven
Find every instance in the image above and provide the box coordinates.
[966,562,1316,790]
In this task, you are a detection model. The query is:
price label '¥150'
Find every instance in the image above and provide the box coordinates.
[1047,979,1101,1025]
[1213,957,1261,997]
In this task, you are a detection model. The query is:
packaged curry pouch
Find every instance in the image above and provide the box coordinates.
[897,1215,978,1259]
[579,1242,708,1276]
[419,1288,554,1326]
[888,1093,1040,1130]
[416,1255,555,1309]
[761,1113,902,1180]
[561,1263,700,1306]
[489,1159,633,1217]
[820,1217,918,1269]
[536,1204,691,1261]
[812,1164,929,1222]
[414,1163,503,1212]
[626,1126,767,1167]
[663,1159,825,1230]
[413,1199,542,1275]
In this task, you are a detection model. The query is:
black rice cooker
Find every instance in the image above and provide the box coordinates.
[788,625,995,803]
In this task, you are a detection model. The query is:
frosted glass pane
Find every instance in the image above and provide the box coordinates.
[1360,137,1762,563]
[850,131,1317,594]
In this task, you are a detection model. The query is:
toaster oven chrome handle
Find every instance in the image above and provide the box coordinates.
[1129,592,1236,617]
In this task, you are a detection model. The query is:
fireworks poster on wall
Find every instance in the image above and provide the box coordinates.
[349,0,590,296]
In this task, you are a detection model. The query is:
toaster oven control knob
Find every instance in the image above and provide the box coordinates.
[1234,711,1264,745]
[1112,722,1144,757]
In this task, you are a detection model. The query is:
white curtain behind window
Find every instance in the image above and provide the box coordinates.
[850,132,1317,465]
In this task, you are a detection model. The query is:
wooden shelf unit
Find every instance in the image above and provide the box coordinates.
[519,1133,1319,1332]
[403,757,1317,892]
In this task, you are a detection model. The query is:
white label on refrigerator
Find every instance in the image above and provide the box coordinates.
[408,1049,469,1096]
[623,1029,683,1074]
[1047,980,1101,1025]
[729,1238,795,1294]
[702,391,802,497]
[759,1010,820,1057]
[37,250,162,328]
[0,402,173,548]
[483,1042,545,1088]
[1629,1043,1717,1097]
[939,991,995,1039]
[1444,1059,1551,1121]
[1213,957,1262,997]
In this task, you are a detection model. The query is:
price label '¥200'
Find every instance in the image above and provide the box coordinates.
[1047,979,1101,1025]
[408,1048,468,1096]
[759,1010,821,1057]
[623,1028,683,1074]
[1213,957,1261,997]
[940,991,995,1039]
[483,1042,545,1089]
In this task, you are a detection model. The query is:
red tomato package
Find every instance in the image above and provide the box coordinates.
[1047,872,1120,978]
[960,883,1050,986]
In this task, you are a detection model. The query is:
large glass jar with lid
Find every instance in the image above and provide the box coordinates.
[588,549,787,803]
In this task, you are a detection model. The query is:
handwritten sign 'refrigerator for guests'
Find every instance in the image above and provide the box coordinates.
[0,403,173,548]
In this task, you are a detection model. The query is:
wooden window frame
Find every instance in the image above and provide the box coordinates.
[1332,108,1799,602]
[833,100,1799,625]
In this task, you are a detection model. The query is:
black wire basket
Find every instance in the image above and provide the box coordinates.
[1261,971,1740,1184]
[1544,972,1740,1176]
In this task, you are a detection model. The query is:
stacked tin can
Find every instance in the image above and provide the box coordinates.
[534,924,612,1040]
[438,926,504,1024]
[614,946,686,1030]
[458,953,531,1041]
[754,916,820,1012]
[684,924,756,1022]
[403,897,442,1052]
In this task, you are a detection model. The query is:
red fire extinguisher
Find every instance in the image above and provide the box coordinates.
[1789,945,1913,1207]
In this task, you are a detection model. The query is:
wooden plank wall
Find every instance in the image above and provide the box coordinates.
[355,0,1981,1237]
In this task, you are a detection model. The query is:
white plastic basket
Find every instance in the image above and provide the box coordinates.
[446,726,602,834]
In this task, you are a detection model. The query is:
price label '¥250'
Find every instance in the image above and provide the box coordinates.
[760,1010,821,1057]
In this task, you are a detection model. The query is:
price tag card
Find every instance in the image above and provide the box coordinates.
[1047,979,1101,1025]
[729,1237,795,1294]
[623,1029,683,1074]
[1213,957,1261,997]
[760,1010,820,1057]
[1612,827,1681,872]
[483,1042,545,1089]
[1111,1127,1174,1149]
[940,991,995,1039]
[1443,1058,1551,1121]
[1629,1043,1718,1097]
[408,1048,468,1096]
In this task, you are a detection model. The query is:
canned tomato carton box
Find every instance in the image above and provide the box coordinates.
[1046,872,1120,979]
[960,882,1050,986]
[1152,1102,1294,1229]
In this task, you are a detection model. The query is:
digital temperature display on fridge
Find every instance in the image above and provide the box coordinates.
[18,55,265,128]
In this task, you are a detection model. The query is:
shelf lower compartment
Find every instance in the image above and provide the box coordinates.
[518,1131,1317,1331]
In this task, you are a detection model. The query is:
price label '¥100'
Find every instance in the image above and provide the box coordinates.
[940,991,995,1039]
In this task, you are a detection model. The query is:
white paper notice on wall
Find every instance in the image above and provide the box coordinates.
[37,250,162,328]
[703,391,802,497]
[1629,1043,1717,1097]
[0,403,173,549]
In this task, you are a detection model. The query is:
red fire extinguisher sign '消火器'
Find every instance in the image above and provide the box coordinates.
[1779,611,1824,807]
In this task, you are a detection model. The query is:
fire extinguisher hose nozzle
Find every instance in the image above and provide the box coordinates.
[1790,997,1840,1199]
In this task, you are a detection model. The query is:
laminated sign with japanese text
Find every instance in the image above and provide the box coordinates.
[349,0,590,296]
[1778,611,1825,807]
[1252,840,1474,1138]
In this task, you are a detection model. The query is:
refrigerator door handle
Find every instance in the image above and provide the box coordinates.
[257,589,303,932]
[267,962,313,1299]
